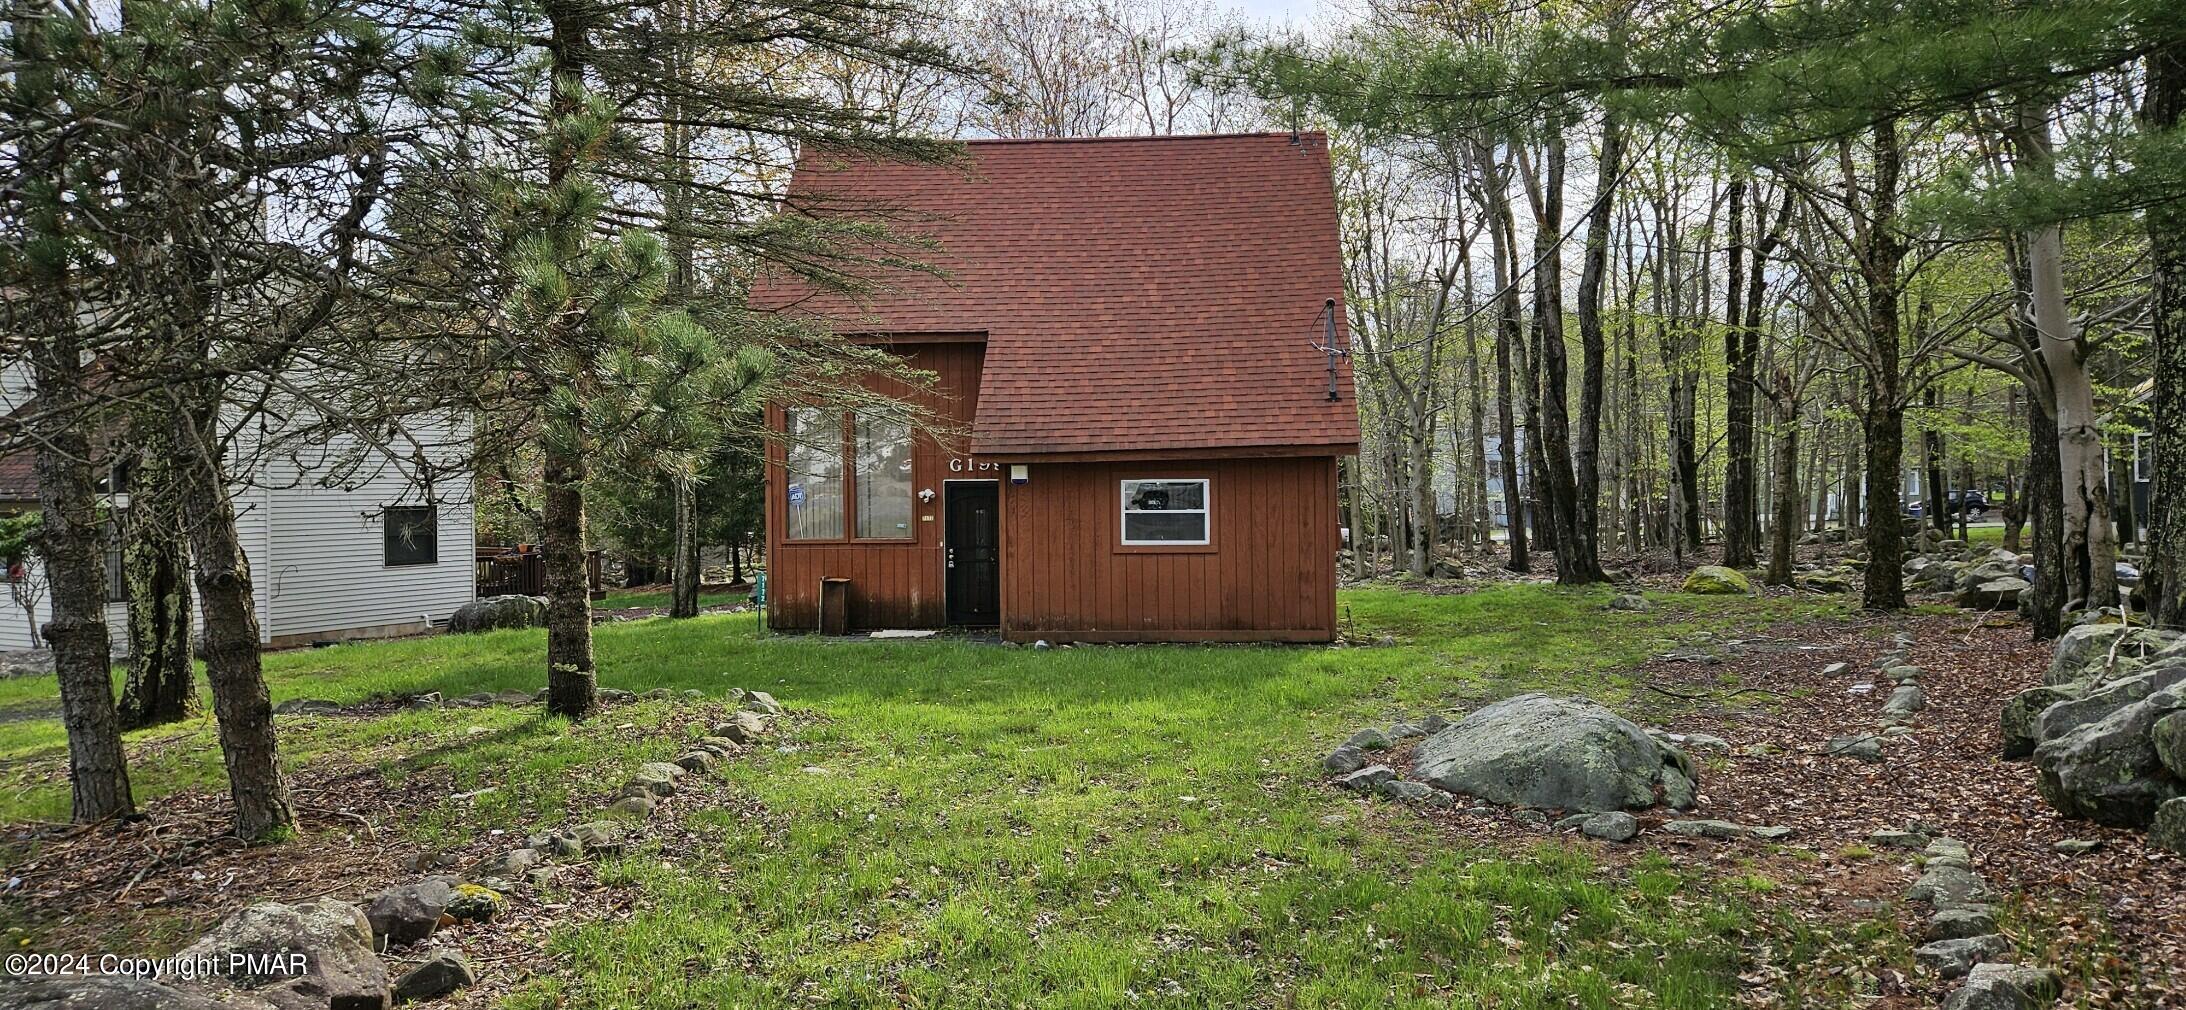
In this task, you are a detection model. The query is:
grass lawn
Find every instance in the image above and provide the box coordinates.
[0,584,1871,1008]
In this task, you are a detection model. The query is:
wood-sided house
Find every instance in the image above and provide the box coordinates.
[751,133,1360,642]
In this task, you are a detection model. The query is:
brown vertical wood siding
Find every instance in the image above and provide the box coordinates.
[766,344,1343,641]
[998,456,1340,642]
[764,341,984,631]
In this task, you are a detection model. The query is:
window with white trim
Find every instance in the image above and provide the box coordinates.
[1121,479,1209,545]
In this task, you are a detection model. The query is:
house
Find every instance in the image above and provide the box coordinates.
[750,133,1361,642]
[0,371,476,651]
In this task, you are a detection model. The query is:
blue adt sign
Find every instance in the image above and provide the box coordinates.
[786,483,804,505]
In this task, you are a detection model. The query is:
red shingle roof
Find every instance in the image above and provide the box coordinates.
[751,133,1361,457]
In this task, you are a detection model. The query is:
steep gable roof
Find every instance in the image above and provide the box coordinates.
[751,133,1361,457]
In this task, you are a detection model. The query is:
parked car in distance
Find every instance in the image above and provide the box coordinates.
[1905,490,1990,518]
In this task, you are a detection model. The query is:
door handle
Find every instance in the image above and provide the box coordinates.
[946,547,955,569]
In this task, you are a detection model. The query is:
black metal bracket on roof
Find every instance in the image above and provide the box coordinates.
[1309,297,1348,402]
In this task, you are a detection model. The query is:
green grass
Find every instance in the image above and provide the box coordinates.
[0,584,1858,1007]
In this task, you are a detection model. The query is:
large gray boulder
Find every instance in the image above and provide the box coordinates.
[1907,561,1964,594]
[2046,624,2179,686]
[2031,690,2186,828]
[1999,683,2086,760]
[1681,566,1751,595]
[1958,577,2029,611]
[165,899,390,1010]
[2033,668,2186,744]
[2156,711,2186,781]
[1941,964,2063,1010]
[1955,560,2021,594]
[0,978,272,1010]
[2152,797,2186,854]
[1411,694,1697,812]
[448,595,547,633]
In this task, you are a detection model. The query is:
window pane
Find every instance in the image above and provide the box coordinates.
[785,408,845,540]
[854,413,914,539]
[384,506,438,566]
[1124,512,1206,542]
[1124,480,1204,512]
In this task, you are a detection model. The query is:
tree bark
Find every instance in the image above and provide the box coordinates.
[173,399,294,839]
[1922,385,1948,532]
[542,445,599,717]
[1571,114,1623,580]
[1859,119,1908,612]
[30,316,135,824]
[118,427,197,729]
[2016,101,2118,613]
[2144,41,2186,628]
[1484,165,1529,572]
[2028,400,2067,639]
[1766,368,1800,586]
[669,473,700,618]
[1721,178,1757,568]
[1525,132,1601,584]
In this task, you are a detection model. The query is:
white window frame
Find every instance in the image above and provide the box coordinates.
[1120,478,1211,546]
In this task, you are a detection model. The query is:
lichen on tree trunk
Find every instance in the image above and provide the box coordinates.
[117,423,196,729]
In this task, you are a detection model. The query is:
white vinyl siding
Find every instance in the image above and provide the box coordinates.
[262,412,474,640]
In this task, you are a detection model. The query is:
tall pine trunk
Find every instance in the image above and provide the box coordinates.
[14,0,132,825]
[1721,178,1757,568]
[670,474,700,618]
[174,398,294,838]
[1859,119,1908,612]
[538,0,602,718]
[31,314,135,824]
[1484,167,1529,572]
[1526,133,1599,584]
[1571,114,1623,580]
[2142,43,2184,628]
[1766,368,1800,586]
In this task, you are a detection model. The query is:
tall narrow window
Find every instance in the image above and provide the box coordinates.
[1121,478,1209,545]
[784,407,845,540]
[384,506,439,566]
[854,412,914,539]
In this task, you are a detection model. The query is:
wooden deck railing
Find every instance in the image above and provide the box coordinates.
[475,546,604,600]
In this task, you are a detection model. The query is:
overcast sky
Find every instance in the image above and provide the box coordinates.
[1229,0,1343,31]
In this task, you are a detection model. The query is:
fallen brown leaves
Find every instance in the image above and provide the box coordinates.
[1396,589,2182,1009]
[0,701,769,1009]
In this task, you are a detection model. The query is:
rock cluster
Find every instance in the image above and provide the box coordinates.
[2003,624,2186,848]
[1818,630,1926,764]
[1881,828,2063,1008]
[0,687,789,1009]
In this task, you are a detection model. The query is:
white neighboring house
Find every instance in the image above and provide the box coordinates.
[0,367,477,652]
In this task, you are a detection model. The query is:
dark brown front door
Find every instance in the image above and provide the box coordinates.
[945,481,1000,626]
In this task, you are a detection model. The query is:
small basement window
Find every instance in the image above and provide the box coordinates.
[384,506,439,566]
[1121,478,1209,545]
